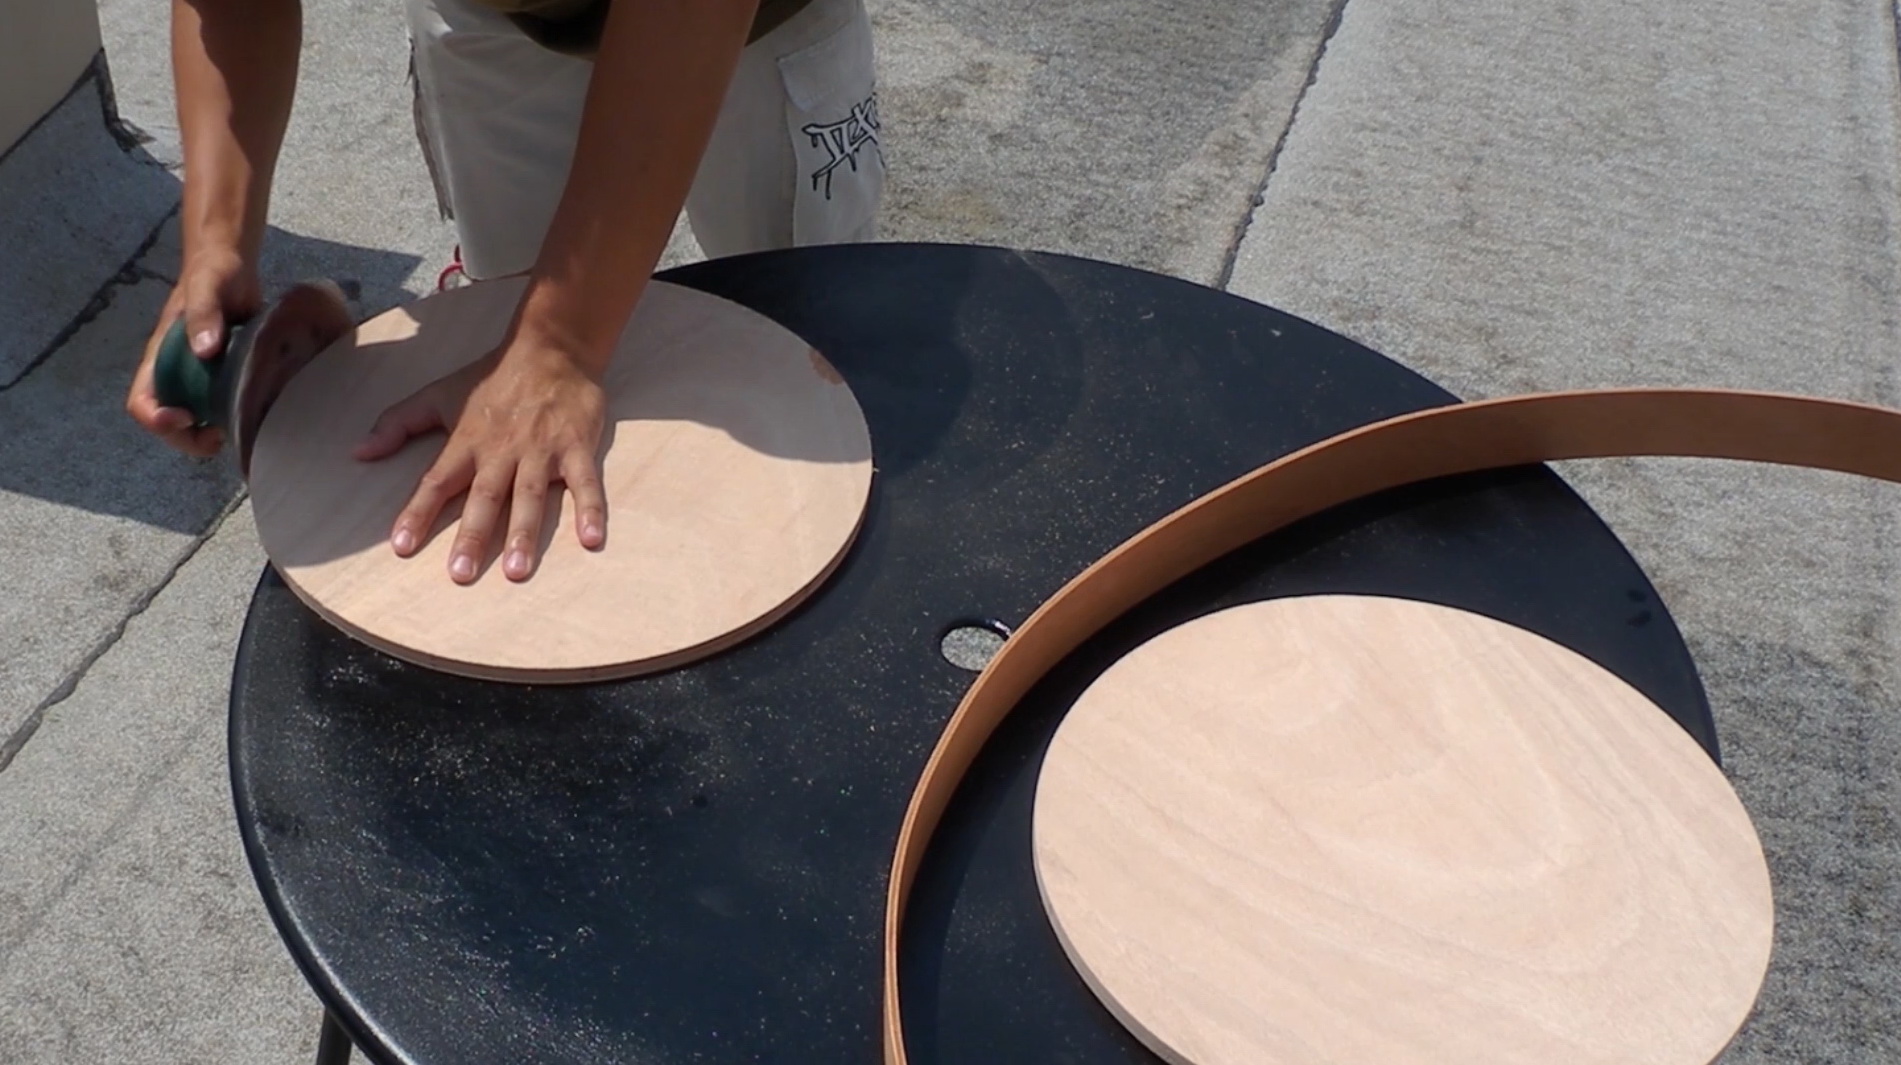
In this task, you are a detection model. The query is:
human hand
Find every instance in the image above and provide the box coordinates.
[127,246,261,456]
[352,338,609,584]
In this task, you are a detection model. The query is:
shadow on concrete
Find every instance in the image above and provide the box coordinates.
[0,60,177,386]
[0,216,423,537]
[252,230,429,326]
[0,49,426,535]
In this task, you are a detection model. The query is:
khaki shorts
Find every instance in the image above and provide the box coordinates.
[408,0,885,280]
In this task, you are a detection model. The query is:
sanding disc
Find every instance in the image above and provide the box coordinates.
[250,278,872,683]
[1033,595,1773,1065]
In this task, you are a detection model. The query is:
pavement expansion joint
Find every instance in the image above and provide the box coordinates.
[91,55,171,165]
[0,204,180,394]
[0,684,224,960]
[1214,0,1351,293]
[0,496,243,776]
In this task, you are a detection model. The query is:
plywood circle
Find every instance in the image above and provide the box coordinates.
[1033,595,1773,1065]
[250,278,872,683]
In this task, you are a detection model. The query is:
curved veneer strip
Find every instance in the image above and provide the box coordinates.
[882,388,1901,1064]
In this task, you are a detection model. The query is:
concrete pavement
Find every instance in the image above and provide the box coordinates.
[2,0,1897,1060]
[0,65,174,386]
[1229,2,1901,1058]
[2,3,454,1060]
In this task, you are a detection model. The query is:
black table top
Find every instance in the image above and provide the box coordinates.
[229,244,1714,1065]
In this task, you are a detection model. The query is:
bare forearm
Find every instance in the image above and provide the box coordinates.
[172,0,301,265]
[513,0,756,374]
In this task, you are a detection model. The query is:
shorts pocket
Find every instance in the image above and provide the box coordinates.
[776,5,885,245]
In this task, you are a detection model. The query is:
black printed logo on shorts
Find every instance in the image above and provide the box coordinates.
[802,92,882,200]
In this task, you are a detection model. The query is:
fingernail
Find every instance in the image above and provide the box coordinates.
[505,549,528,577]
[451,553,476,581]
[392,527,415,554]
[192,329,219,355]
[583,520,603,545]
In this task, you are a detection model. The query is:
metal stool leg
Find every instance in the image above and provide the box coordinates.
[314,1008,352,1065]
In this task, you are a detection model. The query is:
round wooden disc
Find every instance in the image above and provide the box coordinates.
[250,278,872,683]
[1033,595,1773,1065]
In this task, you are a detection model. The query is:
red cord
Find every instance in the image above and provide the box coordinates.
[436,244,467,292]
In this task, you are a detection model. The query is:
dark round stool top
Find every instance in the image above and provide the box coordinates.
[229,244,1714,1065]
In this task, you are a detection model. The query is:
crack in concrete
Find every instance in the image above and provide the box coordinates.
[0,51,169,172]
[0,203,180,393]
[0,667,223,962]
[1214,0,1351,293]
[0,496,244,776]
[0,47,181,393]
[90,51,157,159]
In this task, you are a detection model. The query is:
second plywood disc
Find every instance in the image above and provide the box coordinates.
[251,278,872,683]
[1033,595,1772,1065]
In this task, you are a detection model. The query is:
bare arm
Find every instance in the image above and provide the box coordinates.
[173,0,301,286]
[511,0,758,372]
[359,0,761,583]
[128,0,301,452]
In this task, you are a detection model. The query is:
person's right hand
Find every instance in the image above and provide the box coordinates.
[127,246,262,457]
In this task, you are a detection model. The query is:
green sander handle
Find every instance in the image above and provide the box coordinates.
[152,316,226,428]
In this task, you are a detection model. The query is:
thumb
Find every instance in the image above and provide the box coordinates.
[353,388,447,461]
[181,279,227,360]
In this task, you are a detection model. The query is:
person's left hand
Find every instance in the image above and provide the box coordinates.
[354,340,609,584]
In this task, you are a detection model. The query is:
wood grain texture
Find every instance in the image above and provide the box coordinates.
[1034,595,1773,1065]
[250,278,872,683]
[884,389,1901,1064]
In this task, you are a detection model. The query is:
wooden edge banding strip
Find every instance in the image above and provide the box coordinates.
[880,388,1901,1064]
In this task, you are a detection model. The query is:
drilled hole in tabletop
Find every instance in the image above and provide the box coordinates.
[940,619,1011,672]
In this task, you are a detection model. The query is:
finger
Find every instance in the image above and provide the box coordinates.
[354,389,447,461]
[153,420,223,458]
[169,425,225,458]
[449,461,515,584]
[126,354,221,455]
[390,448,473,559]
[502,456,555,582]
[126,386,195,434]
[180,278,227,359]
[559,448,607,550]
